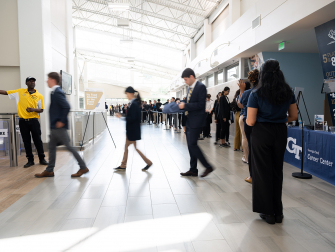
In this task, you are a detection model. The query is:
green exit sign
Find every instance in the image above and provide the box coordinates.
[278,42,286,51]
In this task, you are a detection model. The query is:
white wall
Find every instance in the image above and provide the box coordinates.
[212,5,230,42]
[0,0,21,113]
[240,0,260,16]
[195,35,205,58]
[181,0,335,81]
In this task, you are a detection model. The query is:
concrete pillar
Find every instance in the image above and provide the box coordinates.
[204,19,212,48]
[229,0,241,25]
[17,0,73,143]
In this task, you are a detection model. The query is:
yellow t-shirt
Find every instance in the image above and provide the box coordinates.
[7,88,45,119]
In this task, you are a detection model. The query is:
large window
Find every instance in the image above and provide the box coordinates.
[216,70,223,85]
[207,74,214,88]
[226,63,239,82]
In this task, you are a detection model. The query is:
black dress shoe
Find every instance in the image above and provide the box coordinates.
[39,159,49,165]
[259,213,275,225]
[180,171,198,177]
[114,166,126,170]
[275,214,284,223]
[24,161,35,168]
[142,163,153,171]
[198,137,204,140]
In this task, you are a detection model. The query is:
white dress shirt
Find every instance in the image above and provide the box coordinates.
[206,99,214,112]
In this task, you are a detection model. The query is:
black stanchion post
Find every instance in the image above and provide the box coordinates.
[292,91,312,179]
[80,111,91,152]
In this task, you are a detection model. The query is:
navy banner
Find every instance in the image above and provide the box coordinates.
[315,18,335,79]
[315,19,335,125]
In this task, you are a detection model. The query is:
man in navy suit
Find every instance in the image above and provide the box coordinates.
[178,68,214,177]
[35,72,89,178]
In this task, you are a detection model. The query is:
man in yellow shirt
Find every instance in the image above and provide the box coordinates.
[0,77,48,168]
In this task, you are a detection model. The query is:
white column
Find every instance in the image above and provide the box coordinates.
[17,0,74,143]
[204,19,212,48]
[17,0,52,143]
[229,0,241,25]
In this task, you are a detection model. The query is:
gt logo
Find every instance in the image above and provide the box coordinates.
[286,137,302,160]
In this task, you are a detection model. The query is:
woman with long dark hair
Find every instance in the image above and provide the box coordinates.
[115,86,153,171]
[219,87,231,147]
[247,59,298,224]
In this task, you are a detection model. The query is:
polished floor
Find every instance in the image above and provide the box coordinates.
[0,117,335,252]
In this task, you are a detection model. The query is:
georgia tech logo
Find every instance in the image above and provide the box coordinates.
[286,137,302,160]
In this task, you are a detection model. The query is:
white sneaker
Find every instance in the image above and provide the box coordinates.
[242,157,248,164]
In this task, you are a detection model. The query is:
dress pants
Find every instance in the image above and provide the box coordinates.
[203,113,212,137]
[234,111,242,149]
[244,119,253,177]
[220,120,229,140]
[46,128,86,172]
[186,127,211,172]
[239,116,248,161]
[251,122,287,216]
[215,121,221,141]
[19,119,45,162]
[120,137,152,168]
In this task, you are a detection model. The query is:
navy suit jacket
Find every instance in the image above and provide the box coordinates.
[126,100,141,141]
[49,87,70,129]
[184,81,207,129]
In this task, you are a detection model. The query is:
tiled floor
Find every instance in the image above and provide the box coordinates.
[0,117,335,251]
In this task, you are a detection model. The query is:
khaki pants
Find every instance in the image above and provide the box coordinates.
[234,111,242,150]
[120,137,152,168]
[239,115,248,161]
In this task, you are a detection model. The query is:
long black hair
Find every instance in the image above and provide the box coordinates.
[257,59,293,105]
[125,86,142,107]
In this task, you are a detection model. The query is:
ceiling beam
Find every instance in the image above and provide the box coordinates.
[73,17,187,50]
[73,6,194,38]
[82,0,201,29]
[76,49,180,73]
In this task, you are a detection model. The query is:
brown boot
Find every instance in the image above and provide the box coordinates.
[35,170,54,178]
[71,167,89,177]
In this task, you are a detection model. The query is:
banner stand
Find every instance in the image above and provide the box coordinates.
[292,91,312,180]
[79,111,116,151]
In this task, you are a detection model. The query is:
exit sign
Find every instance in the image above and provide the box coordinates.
[278,42,286,51]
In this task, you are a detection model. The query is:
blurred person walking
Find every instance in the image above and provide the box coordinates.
[35,72,89,178]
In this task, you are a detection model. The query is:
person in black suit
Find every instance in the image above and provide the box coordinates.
[219,87,231,147]
[35,72,89,178]
[115,86,153,171]
[156,99,163,123]
[178,68,214,178]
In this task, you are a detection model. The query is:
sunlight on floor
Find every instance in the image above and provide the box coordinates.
[0,213,213,251]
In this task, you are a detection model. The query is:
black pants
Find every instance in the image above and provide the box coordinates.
[244,119,253,177]
[203,113,212,137]
[251,122,287,216]
[186,127,211,172]
[220,120,230,141]
[216,121,221,141]
[157,112,163,123]
[19,119,45,162]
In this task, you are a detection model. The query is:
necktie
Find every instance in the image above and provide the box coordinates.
[185,87,193,116]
